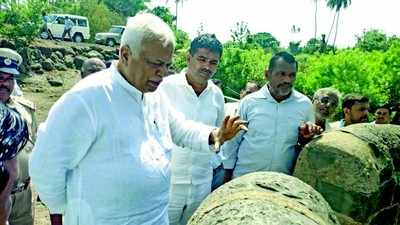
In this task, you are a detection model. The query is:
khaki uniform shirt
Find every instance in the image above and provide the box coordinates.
[7,96,37,225]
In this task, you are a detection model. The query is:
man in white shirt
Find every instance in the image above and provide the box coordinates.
[157,34,224,225]
[61,16,74,41]
[223,52,321,181]
[29,13,246,225]
[330,94,369,128]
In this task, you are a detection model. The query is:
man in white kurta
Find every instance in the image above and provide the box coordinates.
[158,34,224,225]
[157,34,225,225]
[29,14,246,225]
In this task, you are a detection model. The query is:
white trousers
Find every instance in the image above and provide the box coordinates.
[168,183,211,225]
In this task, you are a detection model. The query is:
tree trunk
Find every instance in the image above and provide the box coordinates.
[327,10,337,44]
[175,0,179,28]
[332,10,340,49]
[314,0,318,39]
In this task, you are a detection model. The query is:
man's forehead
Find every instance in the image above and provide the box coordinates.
[376,108,389,112]
[272,59,297,72]
[194,48,220,58]
[352,102,369,109]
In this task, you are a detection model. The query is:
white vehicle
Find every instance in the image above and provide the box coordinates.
[41,14,90,42]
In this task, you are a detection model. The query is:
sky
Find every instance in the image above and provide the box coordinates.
[148,0,400,48]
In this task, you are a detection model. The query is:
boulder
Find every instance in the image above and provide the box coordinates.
[42,59,55,71]
[54,63,67,71]
[85,50,104,60]
[36,46,53,58]
[47,79,63,87]
[73,56,88,70]
[62,47,76,56]
[294,124,400,225]
[188,172,340,225]
[64,55,75,69]
[50,53,61,64]
[55,51,64,60]
[31,49,44,61]
[30,63,42,71]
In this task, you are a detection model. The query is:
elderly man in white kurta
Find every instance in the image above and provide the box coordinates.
[157,34,225,225]
[29,14,246,225]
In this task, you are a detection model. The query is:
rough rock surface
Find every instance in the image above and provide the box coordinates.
[294,124,400,225]
[188,172,340,225]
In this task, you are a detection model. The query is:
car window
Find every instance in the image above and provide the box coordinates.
[48,15,56,23]
[77,19,87,27]
[71,18,78,25]
[56,17,65,24]
[109,27,123,34]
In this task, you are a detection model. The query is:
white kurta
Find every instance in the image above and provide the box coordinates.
[29,64,214,225]
[157,72,225,185]
[222,85,314,177]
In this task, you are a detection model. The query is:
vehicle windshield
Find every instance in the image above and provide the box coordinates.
[47,15,57,23]
[108,27,124,34]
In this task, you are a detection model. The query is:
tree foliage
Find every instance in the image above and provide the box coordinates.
[356,29,389,52]
[230,21,250,45]
[247,32,280,53]
[103,0,149,17]
[0,0,49,44]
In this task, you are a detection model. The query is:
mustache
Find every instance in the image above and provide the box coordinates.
[199,68,212,76]
[278,83,292,88]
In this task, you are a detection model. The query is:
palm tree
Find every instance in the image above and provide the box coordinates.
[166,0,186,28]
[325,0,352,47]
[314,0,318,39]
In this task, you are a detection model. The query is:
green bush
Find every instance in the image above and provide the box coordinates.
[0,0,49,44]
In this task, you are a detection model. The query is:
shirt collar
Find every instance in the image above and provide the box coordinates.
[252,85,296,103]
[177,68,212,93]
[110,62,144,103]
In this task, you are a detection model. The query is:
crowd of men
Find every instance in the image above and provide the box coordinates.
[0,12,399,225]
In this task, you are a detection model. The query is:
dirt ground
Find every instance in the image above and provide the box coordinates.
[21,68,81,225]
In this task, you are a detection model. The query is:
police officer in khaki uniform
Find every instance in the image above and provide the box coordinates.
[0,48,37,225]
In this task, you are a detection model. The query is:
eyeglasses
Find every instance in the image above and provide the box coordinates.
[375,111,388,116]
[316,96,337,106]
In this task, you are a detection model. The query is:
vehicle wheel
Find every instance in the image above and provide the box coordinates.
[40,31,49,39]
[107,39,115,47]
[73,33,84,43]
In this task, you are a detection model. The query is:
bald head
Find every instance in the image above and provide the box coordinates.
[81,58,106,78]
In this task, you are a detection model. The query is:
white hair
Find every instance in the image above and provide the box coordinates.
[120,13,176,58]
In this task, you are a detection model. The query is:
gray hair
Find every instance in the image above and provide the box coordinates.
[313,87,340,106]
[120,13,176,59]
[81,58,106,78]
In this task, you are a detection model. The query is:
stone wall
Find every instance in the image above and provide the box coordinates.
[0,38,118,75]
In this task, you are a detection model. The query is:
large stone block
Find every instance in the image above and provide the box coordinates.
[294,124,400,225]
[189,172,340,225]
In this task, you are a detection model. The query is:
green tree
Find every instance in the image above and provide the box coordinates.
[0,0,49,44]
[356,29,389,52]
[247,32,280,53]
[288,41,302,55]
[103,0,149,17]
[325,0,352,48]
[149,6,176,27]
[149,6,189,52]
[230,21,250,45]
[166,0,187,28]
